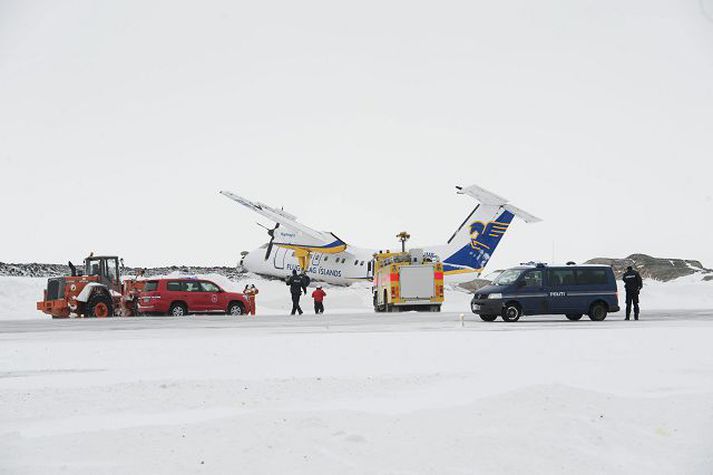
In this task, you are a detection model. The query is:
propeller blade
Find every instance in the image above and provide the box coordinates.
[264,237,274,260]
[256,222,280,260]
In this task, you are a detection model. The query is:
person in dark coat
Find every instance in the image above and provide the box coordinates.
[286,269,308,315]
[622,265,643,320]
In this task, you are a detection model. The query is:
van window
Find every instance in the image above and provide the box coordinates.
[576,268,608,285]
[144,281,159,292]
[184,281,202,292]
[548,269,576,287]
[167,281,182,291]
[522,270,543,288]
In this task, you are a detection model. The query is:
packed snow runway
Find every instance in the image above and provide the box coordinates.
[2,310,713,474]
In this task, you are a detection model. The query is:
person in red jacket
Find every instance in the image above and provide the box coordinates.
[311,285,326,314]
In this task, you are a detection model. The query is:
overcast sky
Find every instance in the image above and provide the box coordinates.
[1,0,713,270]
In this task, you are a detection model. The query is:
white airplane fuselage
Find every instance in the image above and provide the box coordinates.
[241,243,454,285]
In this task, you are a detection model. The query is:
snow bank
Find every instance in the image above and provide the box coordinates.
[0,277,50,321]
[617,274,713,310]
[1,274,710,321]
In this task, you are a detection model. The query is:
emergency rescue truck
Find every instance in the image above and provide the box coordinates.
[372,249,444,312]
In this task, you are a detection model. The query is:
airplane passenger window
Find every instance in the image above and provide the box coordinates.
[360,261,364,266]
[354,260,358,265]
[324,257,328,261]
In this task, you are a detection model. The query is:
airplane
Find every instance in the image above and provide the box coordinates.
[220,184,541,285]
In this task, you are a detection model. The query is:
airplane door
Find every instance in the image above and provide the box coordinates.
[273,248,288,269]
[311,253,322,269]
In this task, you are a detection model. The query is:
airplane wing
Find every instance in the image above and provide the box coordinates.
[219,190,347,253]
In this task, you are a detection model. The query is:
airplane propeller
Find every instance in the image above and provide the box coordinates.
[257,222,280,260]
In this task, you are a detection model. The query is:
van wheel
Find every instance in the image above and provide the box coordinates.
[566,314,583,321]
[169,302,187,317]
[588,303,608,321]
[227,302,244,316]
[502,303,522,322]
[480,314,498,322]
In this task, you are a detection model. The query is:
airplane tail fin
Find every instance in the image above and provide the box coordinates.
[441,184,541,275]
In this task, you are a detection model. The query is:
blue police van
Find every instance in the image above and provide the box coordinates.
[470,263,619,322]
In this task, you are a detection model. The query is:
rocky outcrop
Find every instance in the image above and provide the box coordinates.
[0,262,246,280]
[458,254,712,291]
[584,254,712,282]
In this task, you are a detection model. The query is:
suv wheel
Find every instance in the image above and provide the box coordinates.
[86,292,113,318]
[169,302,187,317]
[588,303,608,321]
[502,303,522,322]
[227,302,244,316]
[566,314,583,321]
[479,314,498,322]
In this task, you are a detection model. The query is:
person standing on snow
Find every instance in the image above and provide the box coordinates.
[622,265,643,320]
[243,284,259,316]
[312,285,326,314]
[286,270,308,315]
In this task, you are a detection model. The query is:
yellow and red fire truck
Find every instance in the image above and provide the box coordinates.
[372,248,444,312]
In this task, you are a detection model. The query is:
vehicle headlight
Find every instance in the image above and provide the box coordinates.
[487,293,502,299]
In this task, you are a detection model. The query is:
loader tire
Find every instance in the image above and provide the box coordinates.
[86,292,113,318]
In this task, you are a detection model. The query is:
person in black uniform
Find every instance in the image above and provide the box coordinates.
[622,265,643,320]
[286,270,308,315]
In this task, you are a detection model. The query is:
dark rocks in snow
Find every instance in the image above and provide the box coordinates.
[0,262,70,278]
[458,253,712,291]
[0,262,246,280]
[584,254,713,282]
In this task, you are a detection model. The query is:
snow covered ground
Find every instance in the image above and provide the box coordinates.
[1,275,712,473]
[0,273,475,321]
[1,311,713,474]
[1,271,711,322]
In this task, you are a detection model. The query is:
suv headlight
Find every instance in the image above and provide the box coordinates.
[487,293,502,299]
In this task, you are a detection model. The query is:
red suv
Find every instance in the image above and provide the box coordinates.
[138,278,248,316]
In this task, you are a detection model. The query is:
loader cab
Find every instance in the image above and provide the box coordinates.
[84,256,121,291]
